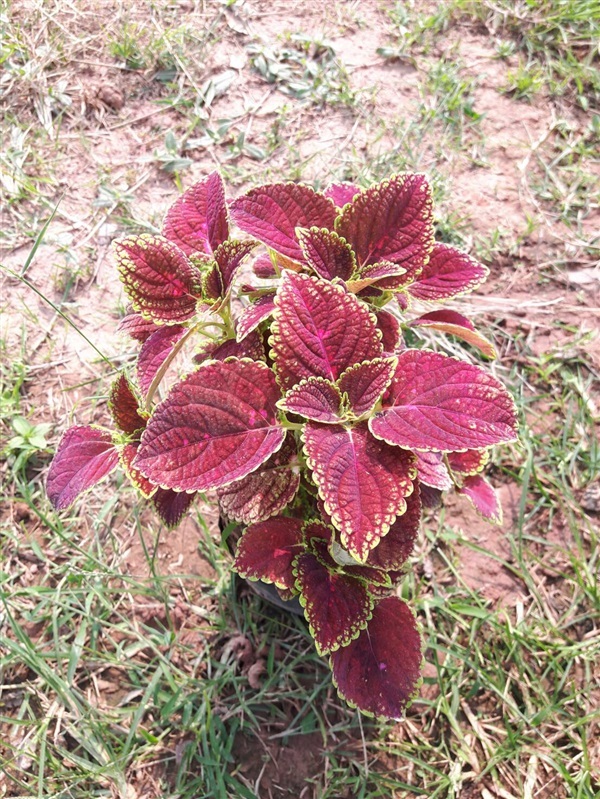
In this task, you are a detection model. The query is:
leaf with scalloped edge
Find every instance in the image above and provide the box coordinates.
[347,261,407,293]
[278,377,342,423]
[365,486,421,571]
[118,311,159,342]
[303,421,416,562]
[109,374,148,435]
[302,519,335,545]
[414,451,452,490]
[194,330,265,365]
[47,426,119,510]
[252,253,277,279]
[200,261,223,302]
[120,442,157,498]
[330,595,422,720]
[324,182,361,208]
[407,243,488,301]
[230,183,337,262]
[297,227,356,282]
[152,487,196,527]
[135,359,285,492]
[217,435,300,524]
[369,350,518,452]
[295,552,373,655]
[410,310,496,359]
[214,239,257,294]
[271,272,382,391]
[162,172,228,255]
[338,358,397,417]
[114,234,204,324]
[233,516,305,589]
[335,174,434,276]
[447,448,489,476]
[236,294,276,342]
[375,310,404,355]
[458,474,502,524]
[137,325,187,397]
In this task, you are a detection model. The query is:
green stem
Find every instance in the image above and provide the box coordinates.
[144,326,196,410]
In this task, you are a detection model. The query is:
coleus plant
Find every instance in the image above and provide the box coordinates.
[47,171,518,721]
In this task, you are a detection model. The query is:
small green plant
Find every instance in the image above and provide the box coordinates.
[4,416,51,474]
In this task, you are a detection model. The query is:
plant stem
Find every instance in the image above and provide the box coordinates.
[144,326,196,410]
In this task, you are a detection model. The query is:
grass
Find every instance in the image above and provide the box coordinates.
[1,0,599,796]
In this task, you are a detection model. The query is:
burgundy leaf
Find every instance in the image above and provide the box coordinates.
[162,172,229,255]
[420,483,442,509]
[114,234,203,324]
[295,552,373,655]
[302,519,335,544]
[194,330,265,364]
[324,182,361,208]
[236,294,276,342]
[135,359,285,492]
[369,350,518,452]
[410,310,496,359]
[297,227,356,282]
[303,421,416,562]
[407,243,488,301]
[47,426,119,510]
[233,516,305,589]
[347,261,407,292]
[152,487,196,527]
[330,596,422,720]
[335,174,434,275]
[365,486,421,571]
[458,474,502,524]
[137,325,187,397]
[278,378,342,423]
[120,442,157,498]
[375,309,404,355]
[271,272,382,391]
[230,183,337,262]
[109,374,148,435]
[338,358,397,417]
[447,448,489,476]
[252,253,277,279]
[217,435,300,524]
[414,451,452,490]
[201,261,224,302]
[117,311,158,342]
[214,239,257,294]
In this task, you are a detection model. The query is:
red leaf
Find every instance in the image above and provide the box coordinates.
[297,227,356,282]
[420,483,442,509]
[137,325,187,397]
[114,234,203,324]
[278,377,342,423]
[302,519,335,544]
[458,474,502,524]
[118,311,159,342]
[152,487,196,527]
[162,172,229,255]
[194,330,265,364]
[295,552,373,655]
[347,261,407,292]
[375,309,404,355]
[200,261,224,302]
[47,426,119,510]
[252,253,277,279]
[236,294,276,342]
[330,596,422,720]
[407,243,488,301]
[233,516,305,589]
[135,359,286,492]
[414,451,452,490]
[447,448,489,476]
[324,182,361,208]
[230,183,337,262]
[303,422,416,562]
[369,350,518,451]
[217,435,300,524]
[335,174,434,275]
[271,272,382,391]
[214,239,257,294]
[410,310,496,359]
[338,357,397,416]
[109,374,148,435]
[120,442,157,497]
[365,486,421,571]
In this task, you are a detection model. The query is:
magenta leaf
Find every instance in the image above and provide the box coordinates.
[407,243,488,301]
[330,596,422,720]
[365,486,421,571]
[47,426,119,510]
[201,261,224,302]
[252,253,277,279]
[120,442,157,498]
[420,483,442,509]
[137,325,187,397]
[109,374,148,435]
[162,172,228,255]
[335,174,434,275]
[195,330,265,364]
[230,183,337,262]
[114,234,203,324]
[324,182,361,208]
[117,311,158,342]
[303,422,416,562]
[152,487,196,528]
[338,358,397,417]
[369,350,518,451]
[447,448,489,476]
[375,310,404,355]
[410,310,496,359]
[236,294,276,342]
[294,552,373,655]
[278,377,342,423]
[271,272,382,391]
[214,239,257,294]
[458,474,502,524]
[297,227,356,282]
[302,519,335,544]
[233,516,305,589]
[348,261,407,292]
[217,435,300,524]
[135,359,285,492]
[414,451,452,490]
